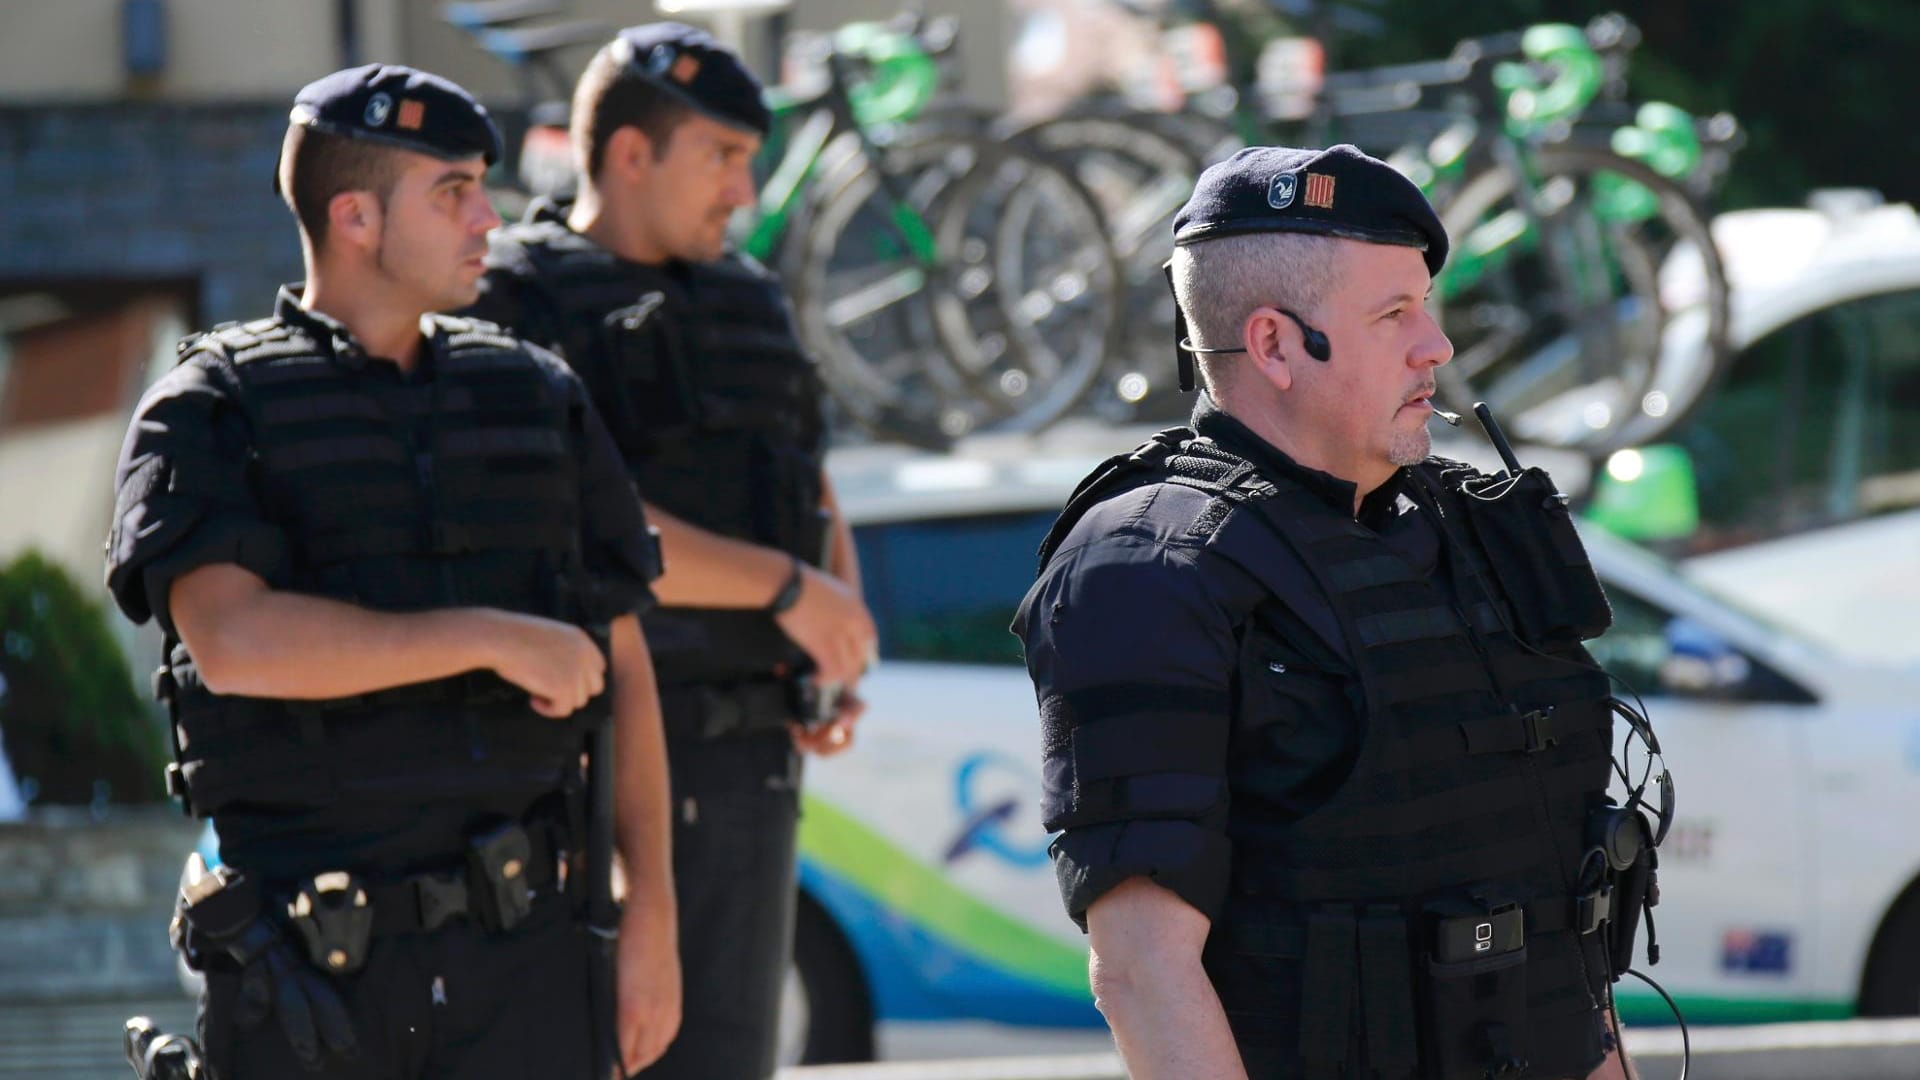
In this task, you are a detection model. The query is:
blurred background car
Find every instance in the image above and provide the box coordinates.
[1583,191,1920,665]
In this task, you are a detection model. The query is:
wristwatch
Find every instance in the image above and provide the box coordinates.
[768,556,806,614]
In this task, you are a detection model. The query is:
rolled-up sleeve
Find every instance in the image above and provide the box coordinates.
[104,355,288,634]
[1016,532,1239,930]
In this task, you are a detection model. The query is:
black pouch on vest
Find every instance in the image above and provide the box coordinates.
[1453,467,1612,647]
[603,294,701,433]
[1419,899,1530,1080]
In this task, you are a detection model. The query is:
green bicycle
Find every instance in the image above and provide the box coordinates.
[1041,3,1734,453]
[745,17,1124,447]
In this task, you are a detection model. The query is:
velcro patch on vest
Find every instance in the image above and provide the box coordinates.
[1071,711,1230,783]
[1353,606,1461,646]
[1323,555,1419,592]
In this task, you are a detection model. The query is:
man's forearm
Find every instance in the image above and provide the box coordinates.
[644,504,791,608]
[173,570,502,699]
[820,474,862,598]
[1084,878,1246,1079]
[1093,951,1247,1080]
[609,615,674,921]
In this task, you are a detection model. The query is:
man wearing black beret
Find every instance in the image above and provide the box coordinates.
[1016,144,1639,1078]
[106,64,680,1077]
[465,24,876,1080]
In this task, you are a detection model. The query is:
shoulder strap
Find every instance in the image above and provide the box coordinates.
[1034,427,1193,573]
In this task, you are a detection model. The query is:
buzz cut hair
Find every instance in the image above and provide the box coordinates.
[1170,232,1345,393]
[571,42,697,179]
[277,124,406,249]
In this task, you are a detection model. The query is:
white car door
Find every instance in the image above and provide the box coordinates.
[1586,576,1820,1022]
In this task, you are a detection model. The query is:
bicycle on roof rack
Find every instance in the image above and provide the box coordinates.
[1028,2,1737,454]
[447,1,1125,450]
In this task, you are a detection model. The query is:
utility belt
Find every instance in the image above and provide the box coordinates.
[658,678,802,741]
[1226,808,1660,1079]
[175,814,570,980]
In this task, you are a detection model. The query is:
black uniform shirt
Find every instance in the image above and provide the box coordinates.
[1015,396,1448,929]
[105,286,657,876]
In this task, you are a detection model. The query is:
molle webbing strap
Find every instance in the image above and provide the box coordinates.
[1358,907,1419,1078]
[1299,906,1358,1079]
[257,433,407,475]
[302,519,579,564]
[1034,430,1189,571]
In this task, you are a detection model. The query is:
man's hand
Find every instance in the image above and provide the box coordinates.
[774,566,877,686]
[615,901,681,1076]
[479,610,607,718]
[790,688,866,758]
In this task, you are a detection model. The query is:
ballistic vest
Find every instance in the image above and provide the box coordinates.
[487,213,827,686]
[160,312,606,816]
[1041,429,1615,1080]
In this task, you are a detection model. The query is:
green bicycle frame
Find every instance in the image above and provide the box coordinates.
[740,21,943,266]
[1436,24,1701,303]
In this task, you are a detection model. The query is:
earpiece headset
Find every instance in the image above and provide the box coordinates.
[1165,259,1331,390]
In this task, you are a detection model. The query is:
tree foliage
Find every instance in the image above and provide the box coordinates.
[1344,0,1920,211]
[0,550,167,805]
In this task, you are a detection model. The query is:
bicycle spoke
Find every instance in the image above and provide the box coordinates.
[822,267,927,330]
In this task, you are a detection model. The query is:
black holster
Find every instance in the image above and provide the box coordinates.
[582,714,621,1080]
[1587,806,1661,978]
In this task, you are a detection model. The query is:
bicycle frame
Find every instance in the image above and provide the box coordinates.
[740,27,944,267]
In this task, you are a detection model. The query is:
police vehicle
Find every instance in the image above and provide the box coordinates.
[775,432,1920,1064]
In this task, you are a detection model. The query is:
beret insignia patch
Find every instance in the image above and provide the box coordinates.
[1268,172,1297,210]
[1304,172,1336,209]
[363,92,393,127]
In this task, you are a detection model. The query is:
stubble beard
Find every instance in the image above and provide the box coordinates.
[1387,422,1432,467]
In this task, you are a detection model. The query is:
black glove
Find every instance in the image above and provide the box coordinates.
[176,856,360,1072]
[232,938,359,1070]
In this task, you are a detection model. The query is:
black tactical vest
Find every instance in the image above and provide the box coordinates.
[162,314,606,816]
[487,214,827,686]
[1042,430,1616,1080]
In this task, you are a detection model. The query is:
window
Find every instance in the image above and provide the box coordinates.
[1679,287,1920,554]
[1587,584,1815,705]
[853,510,1057,666]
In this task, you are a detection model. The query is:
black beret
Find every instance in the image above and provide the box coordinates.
[284,65,502,175]
[609,23,771,138]
[1172,144,1448,276]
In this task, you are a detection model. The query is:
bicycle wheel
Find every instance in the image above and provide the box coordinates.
[1432,144,1731,453]
[783,131,1122,443]
[1013,102,1210,424]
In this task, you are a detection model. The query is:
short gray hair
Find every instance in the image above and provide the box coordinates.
[1169,232,1344,392]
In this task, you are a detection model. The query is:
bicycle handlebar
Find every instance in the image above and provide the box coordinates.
[473,19,611,64]
[441,0,567,32]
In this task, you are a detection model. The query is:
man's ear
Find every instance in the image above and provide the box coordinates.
[326,190,382,254]
[1242,307,1298,392]
[604,125,654,182]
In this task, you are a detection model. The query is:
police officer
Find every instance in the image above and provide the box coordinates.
[464,25,877,1079]
[1014,145,1639,1079]
[105,65,679,1078]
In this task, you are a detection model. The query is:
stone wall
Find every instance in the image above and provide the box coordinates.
[0,103,304,325]
[0,807,201,1000]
